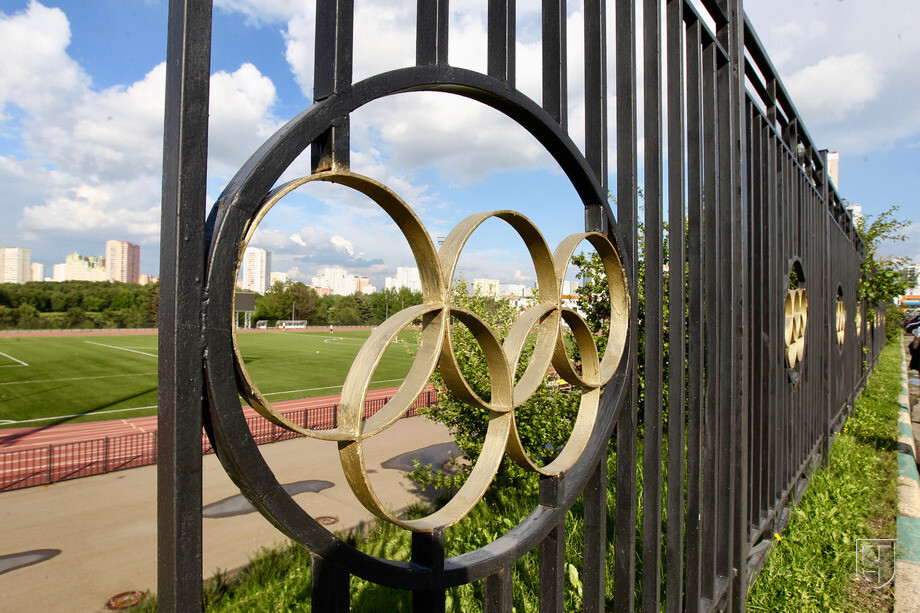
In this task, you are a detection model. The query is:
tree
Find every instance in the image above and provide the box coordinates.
[412,279,580,493]
[253,281,318,324]
[855,205,912,306]
[330,294,361,324]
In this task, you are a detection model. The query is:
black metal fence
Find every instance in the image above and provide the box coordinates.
[0,391,433,492]
[158,1,884,611]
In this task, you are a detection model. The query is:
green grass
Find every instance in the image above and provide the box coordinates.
[746,338,901,612]
[0,329,417,428]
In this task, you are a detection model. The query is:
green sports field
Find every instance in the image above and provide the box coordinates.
[0,329,418,428]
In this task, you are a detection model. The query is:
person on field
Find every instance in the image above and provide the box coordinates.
[330,323,334,334]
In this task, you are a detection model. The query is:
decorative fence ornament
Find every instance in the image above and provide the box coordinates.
[836,299,847,346]
[784,288,807,369]
[220,170,628,532]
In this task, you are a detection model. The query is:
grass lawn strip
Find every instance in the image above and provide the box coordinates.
[747,337,900,612]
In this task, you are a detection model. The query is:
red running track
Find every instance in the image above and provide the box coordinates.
[0,386,437,492]
[0,386,409,452]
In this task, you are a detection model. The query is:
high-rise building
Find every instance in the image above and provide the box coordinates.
[311,267,376,296]
[31,262,45,282]
[384,266,422,293]
[52,263,66,282]
[473,278,500,298]
[846,202,863,226]
[0,247,30,284]
[65,252,107,281]
[826,150,839,191]
[105,240,140,283]
[906,264,920,296]
[241,247,271,294]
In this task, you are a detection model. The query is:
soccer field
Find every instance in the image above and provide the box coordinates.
[0,329,418,428]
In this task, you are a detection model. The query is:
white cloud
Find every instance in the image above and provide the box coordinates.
[21,175,161,235]
[229,1,587,186]
[0,1,88,126]
[208,63,283,177]
[745,0,920,154]
[214,0,302,24]
[785,53,881,123]
[0,2,283,260]
[330,235,356,256]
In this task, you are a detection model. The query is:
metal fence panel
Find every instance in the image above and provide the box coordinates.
[155,1,884,611]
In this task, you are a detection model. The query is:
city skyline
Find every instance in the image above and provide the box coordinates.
[0,1,917,282]
[0,238,147,284]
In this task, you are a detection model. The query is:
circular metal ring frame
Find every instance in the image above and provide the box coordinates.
[784,259,807,383]
[202,65,630,589]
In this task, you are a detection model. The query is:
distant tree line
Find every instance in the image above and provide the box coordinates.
[253,281,423,326]
[0,281,159,329]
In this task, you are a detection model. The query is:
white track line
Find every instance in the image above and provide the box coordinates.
[0,351,28,366]
[0,372,157,386]
[260,377,405,397]
[0,380,410,425]
[84,341,158,358]
[1,404,159,425]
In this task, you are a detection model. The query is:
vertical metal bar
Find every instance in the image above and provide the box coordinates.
[484,568,514,613]
[715,37,734,598]
[542,0,567,128]
[583,455,607,612]
[158,0,211,610]
[411,529,446,612]
[538,475,564,612]
[417,0,449,66]
[665,2,685,610]
[766,103,779,515]
[819,150,831,464]
[582,5,608,608]
[312,0,354,172]
[311,553,351,612]
[684,16,704,613]
[746,105,759,532]
[614,0,638,609]
[584,0,607,195]
[642,0,664,608]
[700,37,718,603]
[488,0,516,86]
[722,0,749,604]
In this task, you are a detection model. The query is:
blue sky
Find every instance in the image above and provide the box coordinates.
[0,0,917,287]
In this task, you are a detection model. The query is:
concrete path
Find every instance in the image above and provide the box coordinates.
[0,417,454,612]
[897,342,920,613]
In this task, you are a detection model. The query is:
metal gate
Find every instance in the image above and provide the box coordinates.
[158,1,882,611]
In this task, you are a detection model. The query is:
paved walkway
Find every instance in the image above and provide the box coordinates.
[898,343,920,612]
[0,416,454,612]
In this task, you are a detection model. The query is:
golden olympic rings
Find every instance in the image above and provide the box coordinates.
[835,297,846,346]
[230,170,628,532]
[784,288,807,369]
